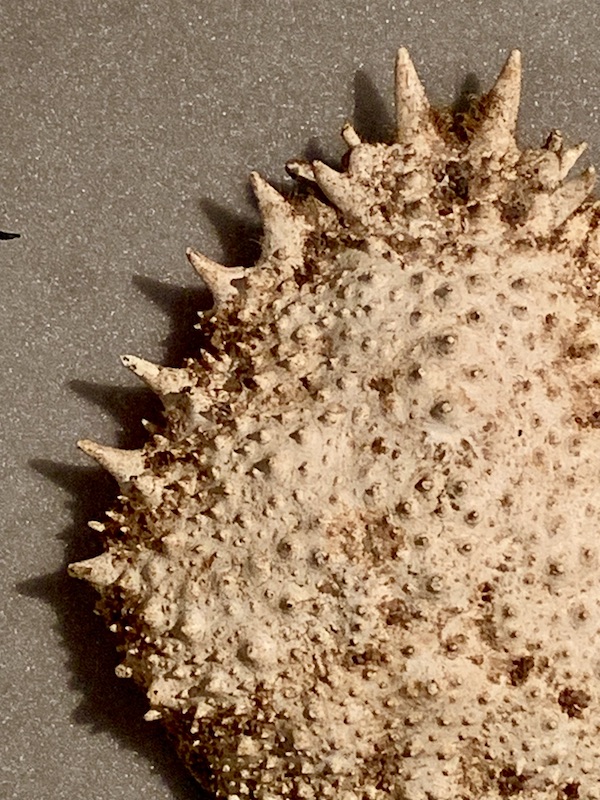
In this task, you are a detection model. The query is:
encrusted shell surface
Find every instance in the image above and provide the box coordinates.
[70,50,600,799]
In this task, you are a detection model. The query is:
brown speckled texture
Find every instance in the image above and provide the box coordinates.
[70,50,600,799]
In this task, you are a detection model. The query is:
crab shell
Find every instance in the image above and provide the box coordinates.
[70,50,600,799]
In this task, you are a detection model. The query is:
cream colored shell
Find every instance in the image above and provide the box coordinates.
[70,49,600,799]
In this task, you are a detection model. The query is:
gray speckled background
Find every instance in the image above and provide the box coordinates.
[1,2,599,798]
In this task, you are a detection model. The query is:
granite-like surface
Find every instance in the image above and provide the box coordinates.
[1,2,599,798]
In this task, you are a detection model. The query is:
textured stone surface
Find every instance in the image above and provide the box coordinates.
[71,50,600,799]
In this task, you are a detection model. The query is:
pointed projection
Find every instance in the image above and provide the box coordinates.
[121,354,193,396]
[312,161,364,222]
[559,141,588,181]
[541,130,588,185]
[78,439,146,486]
[68,552,122,588]
[341,122,361,148]
[468,49,522,160]
[186,248,245,307]
[394,47,444,154]
[250,172,309,265]
[529,166,597,237]
[285,159,316,182]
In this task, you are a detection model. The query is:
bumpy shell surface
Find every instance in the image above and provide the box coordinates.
[70,50,600,799]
